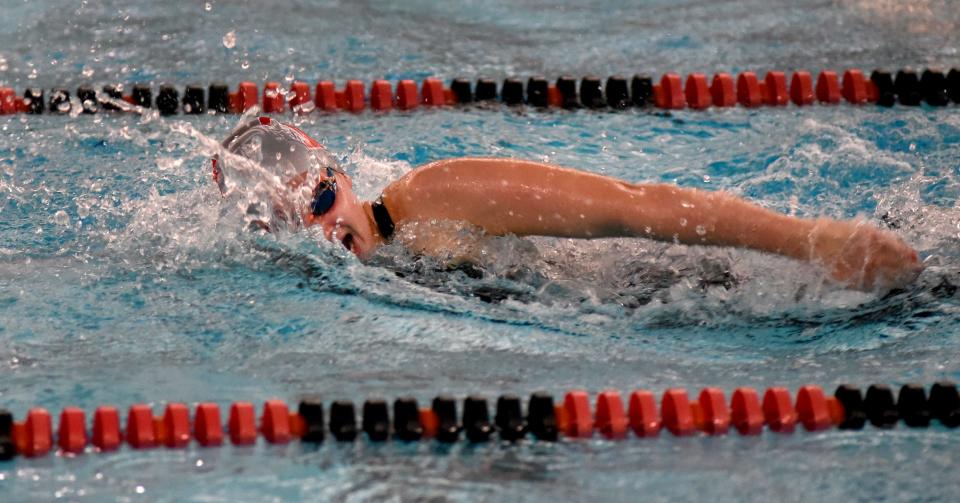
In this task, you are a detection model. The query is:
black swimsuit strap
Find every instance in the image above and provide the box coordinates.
[371,196,395,241]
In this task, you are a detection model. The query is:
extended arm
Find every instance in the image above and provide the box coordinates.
[383,158,920,290]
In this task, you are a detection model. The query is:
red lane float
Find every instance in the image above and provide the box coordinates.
[370,80,393,111]
[595,390,628,439]
[422,77,446,106]
[288,410,305,438]
[547,84,563,107]
[126,404,156,449]
[711,73,736,107]
[289,81,311,111]
[698,388,731,435]
[764,71,788,106]
[816,71,841,104]
[553,404,569,435]
[737,72,763,107]
[262,82,284,113]
[563,390,593,438]
[685,73,711,110]
[20,408,52,458]
[419,408,438,438]
[790,71,814,106]
[194,403,223,446]
[342,80,365,112]
[795,386,832,431]
[235,81,259,112]
[314,81,337,111]
[0,87,16,114]
[659,73,684,109]
[57,407,86,454]
[762,387,797,433]
[731,387,764,435]
[841,69,867,104]
[92,406,121,451]
[628,390,662,437]
[661,389,695,436]
[229,402,257,445]
[261,400,292,444]
[163,403,191,448]
[396,80,419,110]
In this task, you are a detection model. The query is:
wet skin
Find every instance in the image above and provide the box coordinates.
[302,157,922,292]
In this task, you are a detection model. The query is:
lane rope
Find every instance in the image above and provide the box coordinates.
[1,382,958,460]
[1,68,958,117]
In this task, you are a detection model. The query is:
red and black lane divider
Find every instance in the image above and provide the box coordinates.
[0,382,957,460]
[1,68,958,118]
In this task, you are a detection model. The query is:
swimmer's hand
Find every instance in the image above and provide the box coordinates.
[809,219,922,291]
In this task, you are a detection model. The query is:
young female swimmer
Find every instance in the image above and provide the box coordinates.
[214,117,922,292]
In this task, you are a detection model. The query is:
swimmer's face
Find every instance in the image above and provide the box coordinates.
[300,170,377,259]
[218,118,378,257]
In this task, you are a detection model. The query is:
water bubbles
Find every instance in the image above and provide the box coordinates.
[695,225,707,236]
[204,2,212,11]
[222,30,236,49]
[81,67,94,78]
[156,157,184,172]
[240,60,250,70]
[679,218,688,227]
[295,101,315,114]
[76,198,93,219]
[54,210,71,226]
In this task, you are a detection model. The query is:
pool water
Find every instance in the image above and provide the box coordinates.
[1,0,960,501]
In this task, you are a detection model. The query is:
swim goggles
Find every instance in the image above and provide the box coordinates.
[310,167,338,216]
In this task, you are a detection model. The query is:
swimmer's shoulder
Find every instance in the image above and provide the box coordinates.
[382,158,487,224]
[383,157,596,225]
[382,158,494,224]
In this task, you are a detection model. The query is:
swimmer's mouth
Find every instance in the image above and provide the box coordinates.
[340,232,354,252]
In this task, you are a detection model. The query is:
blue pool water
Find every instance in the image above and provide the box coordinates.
[1,0,960,501]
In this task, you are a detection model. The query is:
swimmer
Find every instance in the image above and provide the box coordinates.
[213,117,922,292]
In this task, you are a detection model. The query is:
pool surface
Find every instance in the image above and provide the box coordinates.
[1,1,959,501]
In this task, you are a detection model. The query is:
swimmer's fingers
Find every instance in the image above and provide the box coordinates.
[815,220,922,291]
[858,228,923,291]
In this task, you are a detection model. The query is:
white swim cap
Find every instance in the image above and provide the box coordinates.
[212,116,341,196]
